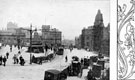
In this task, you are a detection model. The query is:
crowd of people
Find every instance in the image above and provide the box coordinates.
[0,45,26,67]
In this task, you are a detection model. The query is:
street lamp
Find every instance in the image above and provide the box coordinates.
[22,24,36,64]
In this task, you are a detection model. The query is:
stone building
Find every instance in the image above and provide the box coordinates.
[42,25,62,46]
[0,22,25,45]
[93,10,104,52]
[81,26,93,50]
[101,23,110,56]
[75,9,110,56]
[75,35,81,49]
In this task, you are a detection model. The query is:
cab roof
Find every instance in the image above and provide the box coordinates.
[46,69,60,74]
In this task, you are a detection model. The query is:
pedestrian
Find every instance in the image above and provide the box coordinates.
[39,57,42,65]
[65,56,68,62]
[3,56,7,66]
[18,51,21,54]
[19,56,25,66]
[13,54,17,64]
[21,58,25,66]
[16,58,19,64]
[0,55,3,65]
[10,47,12,52]
[6,52,9,59]
[81,58,84,64]
[19,56,23,62]
[45,45,48,52]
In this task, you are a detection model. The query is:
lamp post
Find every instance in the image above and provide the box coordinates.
[22,24,36,64]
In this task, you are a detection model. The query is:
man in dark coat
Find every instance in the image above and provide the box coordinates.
[3,56,7,66]
[45,44,48,52]
[65,56,68,62]
[19,56,25,66]
[6,52,9,59]
[10,47,12,52]
[0,55,3,65]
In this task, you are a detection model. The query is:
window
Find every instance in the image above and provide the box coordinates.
[87,42,89,46]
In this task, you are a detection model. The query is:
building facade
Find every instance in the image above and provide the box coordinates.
[81,26,93,50]
[93,10,104,52]
[75,35,81,49]
[75,9,110,55]
[42,25,62,46]
[101,23,110,56]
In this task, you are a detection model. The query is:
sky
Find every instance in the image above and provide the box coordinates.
[0,0,110,40]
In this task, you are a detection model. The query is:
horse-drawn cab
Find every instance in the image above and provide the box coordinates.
[87,64,102,80]
[44,69,67,80]
[66,56,81,76]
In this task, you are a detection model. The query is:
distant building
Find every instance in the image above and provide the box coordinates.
[75,9,110,56]
[75,35,81,49]
[0,22,19,45]
[81,26,93,50]
[7,22,18,33]
[62,39,75,47]
[101,23,110,55]
[0,30,16,44]
[42,25,62,46]
[93,10,104,52]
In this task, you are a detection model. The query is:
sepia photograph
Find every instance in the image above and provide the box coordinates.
[0,0,110,80]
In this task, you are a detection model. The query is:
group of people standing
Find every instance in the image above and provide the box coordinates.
[0,52,9,66]
[13,51,25,66]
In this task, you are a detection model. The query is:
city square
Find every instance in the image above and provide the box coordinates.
[0,0,110,80]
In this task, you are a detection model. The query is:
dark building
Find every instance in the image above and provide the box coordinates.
[81,26,93,50]
[101,23,110,56]
[75,9,110,56]
[93,10,104,52]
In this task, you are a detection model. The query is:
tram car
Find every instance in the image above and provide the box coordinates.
[44,69,67,80]
[56,47,64,55]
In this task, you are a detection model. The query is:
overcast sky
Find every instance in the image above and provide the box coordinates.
[0,0,110,40]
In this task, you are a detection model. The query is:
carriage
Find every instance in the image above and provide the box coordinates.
[44,69,67,80]
[32,53,55,64]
